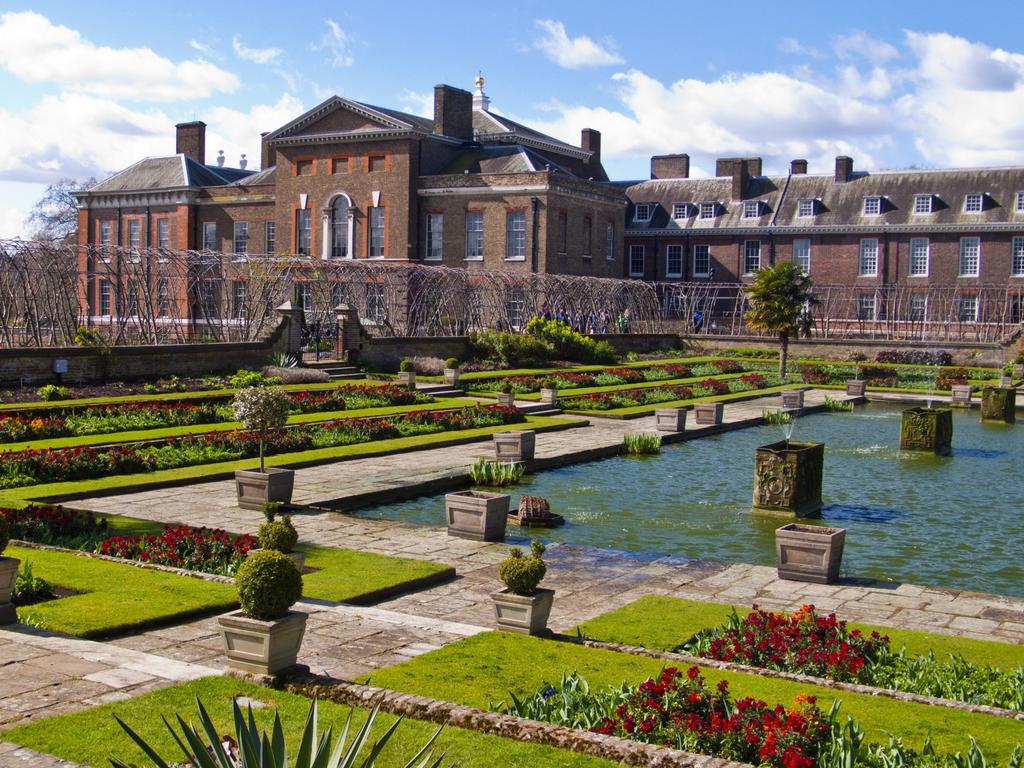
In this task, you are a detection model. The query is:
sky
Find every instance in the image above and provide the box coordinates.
[3,0,1024,237]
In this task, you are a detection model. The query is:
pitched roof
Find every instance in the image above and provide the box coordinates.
[439,145,571,175]
[86,155,255,194]
[472,109,586,158]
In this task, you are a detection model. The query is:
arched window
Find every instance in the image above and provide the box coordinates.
[331,196,349,258]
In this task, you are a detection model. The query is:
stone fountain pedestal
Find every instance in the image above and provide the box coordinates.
[752,440,824,517]
[981,387,1016,423]
[899,407,953,455]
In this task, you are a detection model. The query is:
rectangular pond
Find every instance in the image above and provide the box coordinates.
[352,403,1024,597]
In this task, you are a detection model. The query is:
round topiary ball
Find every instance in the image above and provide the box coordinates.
[257,516,299,553]
[235,549,302,620]
[498,540,546,595]
[0,514,9,555]
[445,358,459,370]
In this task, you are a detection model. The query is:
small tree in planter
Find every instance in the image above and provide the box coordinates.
[492,540,554,635]
[232,386,294,509]
[218,549,306,678]
[0,515,17,624]
[398,358,416,388]
[255,502,304,571]
[496,380,516,407]
[444,357,461,386]
[539,378,558,405]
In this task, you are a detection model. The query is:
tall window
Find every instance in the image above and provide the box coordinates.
[198,280,217,318]
[582,215,592,257]
[797,199,815,217]
[692,244,710,276]
[743,200,761,219]
[959,237,980,276]
[265,221,275,254]
[231,280,246,320]
[633,204,651,222]
[99,220,112,260]
[792,239,810,273]
[957,294,978,322]
[859,238,879,276]
[295,283,311,312]
[743,240,761,274]
[1013,237,1024,276]
[506,211,526,260]
[233,222,248,255]
[365,284,385,323]
[465,212,484,260]
[157,219,169,249]
[557,210,567,254]
[914,194,933,214]
[909,238,929,276]
[331,197,349,258]
[857,293,876,321]
[156,279,170,318]
[367,206,385,258]
[202,222,217,251]
[907,294,927,322]
[99,279,112,316]
[606,222,614,260]
[699,202,716,220]
[628,245,644,277]
[295,209,311,256]
[127,220,140,250]
[666,244,683,277]
[506,288,526,330]
[125,282,138,316]
[863,196,882,216]
[425,214,443,261]
[964,193,983,213]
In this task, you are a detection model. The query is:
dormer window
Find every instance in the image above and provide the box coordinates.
[699,201,717,220]
[1015,192,1024,213]
[914,194,933,214]
[863,196,882,216]
[634,203,652,222]
[671,203,689,220]
[743,200,761,219]
[964,193,984,213]
[796,198,816,218]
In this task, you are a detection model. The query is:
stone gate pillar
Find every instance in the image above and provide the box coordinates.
[274,301,304,358]
[335,303,363,362]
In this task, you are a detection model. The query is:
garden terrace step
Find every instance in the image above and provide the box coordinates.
[301,363,363,380]
[416,384,465,398]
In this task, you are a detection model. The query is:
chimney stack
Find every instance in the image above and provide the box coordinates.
[791,159,808,175]
[716,157,749,200]
[433,84,474,141]
[260,132,276,170]
[743,157,762,177]
[835,155,854,183]
[175,121,206,164]
[581,128,601,165]
[650,153,690,179]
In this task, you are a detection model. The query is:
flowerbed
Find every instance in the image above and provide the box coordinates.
[560,373,777,411]
[798,363,996,392]
[98,524,254,576]
[0,405,523,488]
[0,504,108,548]
[479,359,753,394]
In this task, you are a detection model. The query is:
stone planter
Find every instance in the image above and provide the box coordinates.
[443,368,460,387]
[1013,364,1024,379]
[775,523,846,584]
[0,556,19,624]
[899,407,952,454]
[235,468,294,511]
[655,407,687,432]
[693,401,723,425]
[444,490,510,541]
[846,380,866,397]
[753,440,824,517]
[246,548,306,572]
[999,375,1014,388]
[493,430,535,462]
[492,587,555,636]
[981,387,1016,423]
[950,385,973,406]
[218,609,307,677]
[539,388,558,405]
[496,392,516,407]
[780,390,805,410]
[397,371,416,389]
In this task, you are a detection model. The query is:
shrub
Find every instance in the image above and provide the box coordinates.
[469,329,554,367]
[232,386,293,472]
[623,432,661,455]
[398,358,414,372]
[876,349,953,366]
[468,458,524,487]
[229,369,280,389]
[592,340,619,364]
[261,366,329,384]
[235,548,302,620]
[444,357,460,370]
[257,516,299,554]
[524,317,618,363]
[823,396,854,412]
[498,539,546,595]
[498,380,514,394]
[12,561,54,606]
[36,384,68,402]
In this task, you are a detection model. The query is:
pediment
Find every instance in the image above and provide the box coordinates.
[266,97,412,141]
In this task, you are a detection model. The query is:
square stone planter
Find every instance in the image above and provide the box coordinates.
[693,402,723,425]
[492,587,555,636]
[781,390,805,410]
[246,548,306,572]
[235,468,295,511]
[655,407,687,432]
[950,384,973,406]
[0,556,19,625]
[444,490,510,541]
[494,430,535,462]
[999,375,1014,388]
[899,407,952,454]
[443,368,460,387]
[496,392,516,407]
[981,386,1016,423]
[397,371,416,389]
[775,523,846,584]
[1013,364,1024,379]
[539,388,558,405]
[846,380,866,397]
[218,609,307,677]
[753,441,824,517]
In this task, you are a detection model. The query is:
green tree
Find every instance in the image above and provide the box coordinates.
[744,262,816,377]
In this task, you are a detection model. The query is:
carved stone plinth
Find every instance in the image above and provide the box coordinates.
[981,387,1016,423]
[899,407,952,455]
[845,380,866,397]
[752,440,824,517]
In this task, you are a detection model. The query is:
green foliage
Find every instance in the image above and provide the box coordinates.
[523,318,619,364]
[399,358,415,372]
[0,513,8,554]
[744,262,817,375]
[262,501,280,522]
[468,458,524,487]
[444,358,460,370]
[497,380,514,394]
[468,329,554,367]
[229,369,281,389]
[498,539,546,595]
[235,549,302,620]
[12,560,55,606]
[762,408,794,425]
[36,384,69,401]
[73,326,109,352]
[622,432,661,455]
[823,396,854,412]
[111,695,445,768]
[232,386,293,471]
[257,516,299,554]
[495,672,625,731]
[591,341,619,365]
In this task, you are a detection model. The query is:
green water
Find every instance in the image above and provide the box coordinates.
[354,404,1024,597]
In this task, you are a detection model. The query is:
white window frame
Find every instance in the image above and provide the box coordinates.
[367,206,385,258]
[606,222,615,260]
[425,213,443,261]
[909,238,929,277]
[698,201,717,220]
[202,222,217,251]
[127,219,140,250]
[633,203,652,223]
[98,220,112,262]
[233,221,248,255]
[231,280,246,320]
[863,196,882,216]
[906,294,927,322]
[958,236,980,276]
[692,244,711,277]
[913,194,933,215]
[99,279,112,317]
[628,245,645,277]
[665,244,683,278]
[964,193,983,214]
[156,219,169,249]
[859,238,879,276]
[465,211,484,260]
[295,209,311,256]
[505,211,526,261]
[796,198,815,218]
[1012,236,1024,277]
[264,221,275,254]
[671,203,688,220]
[857,293,876,321]
[792,239,810,273]
[957,294,978,322]
[743,200,761,219]
[743,240,761,275]
[156,278,170,318]
[1016,192,1024,213]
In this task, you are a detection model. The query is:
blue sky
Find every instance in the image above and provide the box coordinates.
[3,0,1024,236]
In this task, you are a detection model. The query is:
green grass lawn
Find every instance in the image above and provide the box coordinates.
[571,595,1024,671]
[475,370,753,401]
[360,632,1024,760]
[2,676,621,768]
[562,383,800,418]
[300,545,451,603]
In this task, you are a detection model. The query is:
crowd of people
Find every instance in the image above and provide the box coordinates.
[536,305,631,334]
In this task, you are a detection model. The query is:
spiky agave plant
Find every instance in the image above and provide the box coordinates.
[110,696,445,768]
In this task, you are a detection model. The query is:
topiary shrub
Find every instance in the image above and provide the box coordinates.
[37,384,69,402]
[235,549,302,620]
[498,539,546,595]
[0,514,9,555]
[444,357,460,370]
[498,380,514,394]
[257,516,298,553]
[230,369,281,389]
[399,358,414,372]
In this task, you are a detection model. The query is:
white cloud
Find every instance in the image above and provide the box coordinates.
[232,35,283,65]
[399,89,433,118]
[311,19,354,68]
[533,19,624,69]
[205,94,305,170]
[0,202,30,239]
[838,66,894,99]
[0,11,239,101]
[780,37,822,59]
[189,39,216,58]
[833,31,900,63]
[905,30,1023,91]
